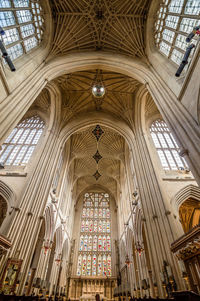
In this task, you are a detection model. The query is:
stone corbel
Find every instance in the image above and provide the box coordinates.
[9,206,20,214]
[50,189,58,204]
[179,148,189,157]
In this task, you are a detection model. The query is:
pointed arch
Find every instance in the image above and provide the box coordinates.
[171,184,200,212]
[44,204,55,246]
[0,180,15,210]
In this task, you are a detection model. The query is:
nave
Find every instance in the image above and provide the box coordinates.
[0,0,200,299]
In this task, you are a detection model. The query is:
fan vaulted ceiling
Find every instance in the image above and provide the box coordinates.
[69,125,126,198]
[50,0,150,57]
[53,69,141,127]
[50,69,140,197]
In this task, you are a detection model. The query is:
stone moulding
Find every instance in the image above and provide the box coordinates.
[0,233,11,250]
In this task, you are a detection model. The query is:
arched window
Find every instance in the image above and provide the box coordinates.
[0,115,45,166]
[155,0,200,65]
[150,120,188,170]
[77,192,112,277]
[0,0,44,61]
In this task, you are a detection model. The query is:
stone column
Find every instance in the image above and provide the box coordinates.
[0,83,63,294]
[128,88,186,297]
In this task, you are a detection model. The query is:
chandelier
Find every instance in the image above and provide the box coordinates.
[55,253,62,265]
[43,245,50,255]
[135,241,144,256]
[43,241,51,254]
[91,70,105,109]
[92,84,105,98]
[125,254,132,267]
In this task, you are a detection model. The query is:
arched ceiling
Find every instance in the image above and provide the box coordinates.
[69,125,126,197]
[145,93,160,121]
[49,0,151,58]
[53,69,142,127]
[29,88,50,114]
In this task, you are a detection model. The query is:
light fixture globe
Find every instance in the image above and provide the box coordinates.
[92,83,105,98]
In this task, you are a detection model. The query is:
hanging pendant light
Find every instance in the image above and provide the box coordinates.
[135,241,144,256]
[92,84,105,98]
[92,70,105,98]
[125,254,131,267]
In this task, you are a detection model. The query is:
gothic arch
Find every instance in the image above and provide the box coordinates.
[45,52,149,84]
[2,54,200,190]
[1,52,150,144]
[0,180,16,236]
[171,184,200,214]
[0,180,15,211]
[76,185,117,208]
[59,111,135,153]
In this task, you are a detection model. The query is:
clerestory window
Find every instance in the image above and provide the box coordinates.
[150,120,188,171]
[0,115,45,166]
[0,0,44,61]
[155,0,200,65]
[77,192,112,277]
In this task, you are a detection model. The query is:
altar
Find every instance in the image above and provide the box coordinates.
[68,276,116,301]
[80,293,107,301]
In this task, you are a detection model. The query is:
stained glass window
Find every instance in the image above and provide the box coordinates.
[77,255,82,276]
[88,235,92,251]
[87,255,91,276]
[0,0,44,62]
[103,255,107,276]
[77,192,112,276]
[0,115,45,166]
[155,0,199,66]
[80,235,84,251]
[150,119,188,170]
[98,255,102,275]
[82,254,87,276]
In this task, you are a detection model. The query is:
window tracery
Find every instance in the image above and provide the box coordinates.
[155,0,200,65]
[0,115,45,166]
[0,0,44,61]
[150,120,188,170]
[77,192,112,277]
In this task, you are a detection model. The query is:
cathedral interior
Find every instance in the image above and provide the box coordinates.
[0,0,200,300]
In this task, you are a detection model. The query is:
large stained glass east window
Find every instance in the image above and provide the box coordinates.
[77,192,112,277]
